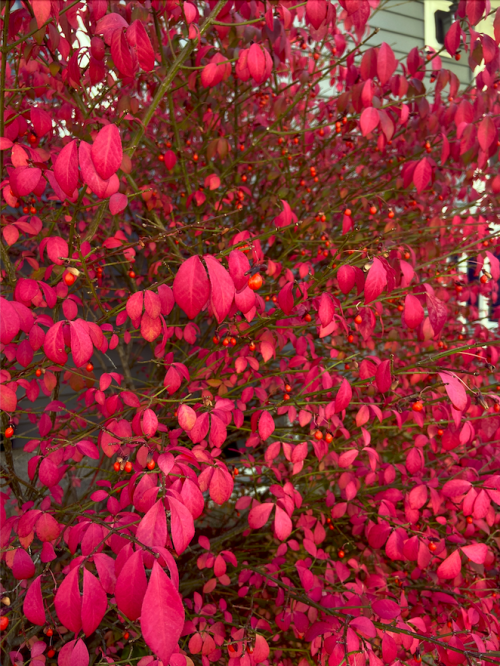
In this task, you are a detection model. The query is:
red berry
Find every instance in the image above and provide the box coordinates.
[64,272,76,286]
[147,460,155,470]
[4,426,14,439]
[249,342,256,351]
[325,433,333,443]
[113,462,120,472]
[86,362,94,372]
[466,516,473,524]
[412,401,423,412]
[230,337,237,346]
[128,270,136,279]
[429,542,437,552]
[338,549,345,559]
[213,336,220,344]
[369,206,377,215]
[223,338,230,346]
[304,313,312,322]
[283,393,290,400]
[123,632,130,640]
[344,208,352,216]
[35,368,42,377]
[30,206,36,214]
[348,334,354,343]
[285,384,292,393]
[46,628,53,637]
[0,616,8,630]
[47,649,55,658]
[480,275,488,284]
[28,133,37,144]
[314,430,323,440]
[248,273,263,291]
[125,461,133,473]
[354,315,362,325]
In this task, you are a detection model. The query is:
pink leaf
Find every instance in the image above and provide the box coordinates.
[438,372,467,411]
[0,298,20,344]
[372,599,401,620]
[460,543,487,564]
[0,384,17,412]
[306,0,327,29]
[33,0,51,28]
[173,256,210,319]
[350,616,376,638]
[278,282,294,314]
[127,20,155,71]
[404,293,424,329]
[43,322,68,365]
[111,27,137,77]
[115,549,147,620]
[360,107,379,136]
[141,408,158,437]
[258,411,275,440]
[91,124,123,180]
[377,43,397,85]
[31,107,52,137]
[252,635,270,664]
[136,499,167,549]
[82,569,107,637]
[46,236,69,266]
[247,44,268,84]
[318,292,334,327]
[364,258,387,304]
[209,466,233,505]
[169,496,195,555]
[248,502,274,529]
[274,504,292,541]
[23,576,46,625]
[96,13,129,44]
[335,378,352,412]
[79,141,109,198]
[12,548,35,580]
[478,116,496,151]
[437,549,461,579]
[337,265,357,295]
[109,192,128,214]
[375,360,391,392]
[204,255,235,324]
[178,404,197,431]
[445,21,461,56]
[140,561,184,664]
[10,166,42,197]
[54,566,82,634]
[54,140,78,196]
[442,479,471,497]
[338,449,359,468]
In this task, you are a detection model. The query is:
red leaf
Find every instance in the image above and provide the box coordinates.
[204,255,235,324]
[438,372,467,411]
[258,411,275,440]
[467,0,485,25]
[140,561,184,664]
[337,265,356,294]
[404,293,424,329]
[10,166,42,197]
[91,124,123,181]
[335,378,352,412]
[478,116,496,151]
[0,384,17,412]
[33,0,51,28]
[54,140,78,196]
[54,566,82,633]
[445,21,461,55]
[274,504,292,541]
[377,43,397,85]
[306,0,327,29]
[44,322,68,365]
[318,292,334,327]
[96,12,129,44]
[437,549,461,579]
[338,449,359,468]
[136,499,167,549]
[247,43,268,84]
[413,157,432,193]
[360,107,380,136]
[23,575,46,625]
[248,502,274,529]
[278,282,294,314]
[82,569,107,637]
[442,479,471,497]
[0,297,20,344]
[375,360,391,392]
[169,496,195,555]
[364,258,387,304]
[173,255,210,319]
[127,20,155,71]
[111,28,137,77]
[115,549,147,620]
[79,141,109,198]
[460,543,487,564]
[209,466,233,505]
[349,617,376,638]
[372,599,401,620]
[69,319,93,368]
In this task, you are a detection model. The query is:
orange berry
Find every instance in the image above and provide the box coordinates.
[230,337,237,346]
[124,461,133,473]
[147,459,155,470]
[213,336,219,344]
[466,516,473,524]
[86,362,93,372]
[285,384,292,393]
[354,314,362,325]
[429,542,437,552]
[283,393,290,400]
[64,272,76,286]
[223,338,230,347]
[325,433,333,443]
[412,401,423,412]
[4,426,14,439]
[314,430,323,440]
[248,273,263,291]
[249,342,256,351]
[113,462,120,472]
[344,208,352,216]
[369,206,377,215]
[128,270,136,279]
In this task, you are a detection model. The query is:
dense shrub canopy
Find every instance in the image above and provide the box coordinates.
[1,1,500,666]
